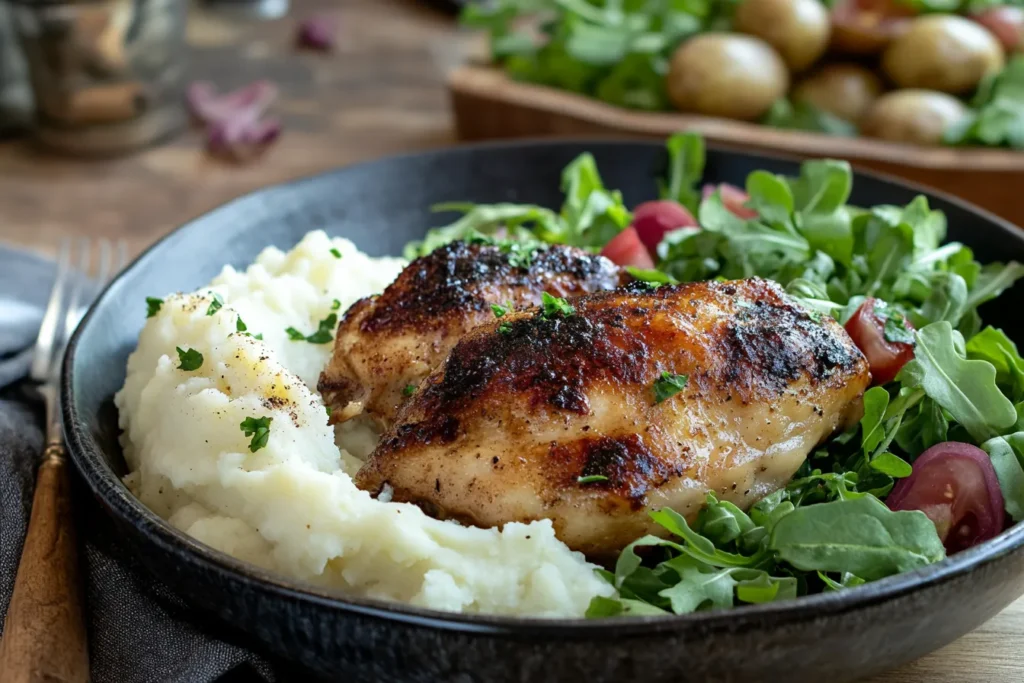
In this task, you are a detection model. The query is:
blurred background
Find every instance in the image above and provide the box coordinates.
[0,0,1021,259]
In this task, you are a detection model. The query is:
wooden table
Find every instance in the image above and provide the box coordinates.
[0,1,1020,681]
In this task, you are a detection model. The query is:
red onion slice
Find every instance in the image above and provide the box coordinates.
[297,15,336,51]
[887,442,1006,554]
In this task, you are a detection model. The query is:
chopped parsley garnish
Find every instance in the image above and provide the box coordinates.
[578,474,609,484]
[286,313,338,344]
[491,303,510,318]
[325,404,332,418]
[206,293,224,316]
[653,371,688,404]
[175,347,203,371]
[146,297,163,318]
[498,322,513,335]
[330,248,342,259]
[626,267,678,287]
[807,310,823,324]
[541,292,575,319]
[403,384,417,397]
[236,316,264,340]
[331,299,341,311]
[240,416,272,453]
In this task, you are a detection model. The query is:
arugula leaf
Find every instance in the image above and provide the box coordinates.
[769,495,945,580]
[966,261,1024,312]
[652,371,688,404]
[967,326,1024,401]
[626,267,679,286]
[945,56,1024,150]
[898,322,1018,442]
[860,386,890,457]
[745,171,794,226]
[895,397,949,456]
[982,433,1024,522]
[660,132,705,212]
[869,452,913,478]
[762,98,857,137]
[405,204,561,259]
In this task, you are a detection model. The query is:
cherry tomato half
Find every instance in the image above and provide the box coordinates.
[702,183,758,220]
[888,442,1006,554]
[830,0,915,55]
[972,6,1024,54]
[631,200,699,256]
[600,227,655,269]
[843,298,915,385]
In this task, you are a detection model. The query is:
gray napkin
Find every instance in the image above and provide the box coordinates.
[0,243,282,683]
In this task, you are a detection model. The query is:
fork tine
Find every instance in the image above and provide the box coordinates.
[30,240,71,382]
[114,240,128,279]
[61,240,91,347]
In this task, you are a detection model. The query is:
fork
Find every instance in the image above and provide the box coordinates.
[0,238,127,683]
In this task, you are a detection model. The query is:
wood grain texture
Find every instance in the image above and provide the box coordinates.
[449,65,1024,230]
[0,1,1022,681]
[0,451,88,683]
[0,0,457,259]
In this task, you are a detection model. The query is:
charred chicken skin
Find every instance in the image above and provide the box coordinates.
[355,278,871,557]
[318,241,628,429]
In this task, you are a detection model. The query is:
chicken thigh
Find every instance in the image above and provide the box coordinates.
[355,278,871,557]
[319,240,627,429]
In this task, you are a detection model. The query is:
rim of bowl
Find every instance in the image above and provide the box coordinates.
[63,137,1024,636]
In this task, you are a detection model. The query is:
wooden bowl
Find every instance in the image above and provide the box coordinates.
[449,65,1024,229]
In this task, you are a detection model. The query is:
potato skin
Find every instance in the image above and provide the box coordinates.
[734,0,831,72]
[829,0,915,56]
[882,15,1005,94]
[666,33,790,121]
[793,64,884,122]
[860,89,969,145]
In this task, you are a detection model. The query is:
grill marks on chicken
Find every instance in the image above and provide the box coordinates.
[356,278,871,557]
[318,241,627,428]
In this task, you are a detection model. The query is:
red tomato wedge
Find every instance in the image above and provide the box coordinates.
[703,183,758,220]
[600,227,655,269]
[843,298,915,385]
[971,6,1024,54]
[631,200,699,255]
[888,442,1006,554]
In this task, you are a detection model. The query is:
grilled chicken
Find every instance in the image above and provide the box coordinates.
[319,241,627,429]
[355,278,871,557]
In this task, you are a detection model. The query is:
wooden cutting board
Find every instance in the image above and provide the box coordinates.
[449,65,1024,230]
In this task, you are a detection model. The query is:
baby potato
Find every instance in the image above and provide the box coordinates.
[882,15,1005,94]
[860,89,969,145]
[793,64,885,122]
[666,33,790,121]
[734,0,832,72]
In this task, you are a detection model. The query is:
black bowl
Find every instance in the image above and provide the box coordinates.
[63,140,1024,683]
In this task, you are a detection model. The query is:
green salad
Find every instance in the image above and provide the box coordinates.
[403,133,1024,615]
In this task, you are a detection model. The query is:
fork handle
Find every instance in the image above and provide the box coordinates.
[0,442,89,683]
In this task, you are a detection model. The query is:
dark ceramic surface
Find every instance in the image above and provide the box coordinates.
[63,141,1024,683]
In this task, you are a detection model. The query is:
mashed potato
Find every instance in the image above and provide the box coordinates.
[115,231,611,616]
